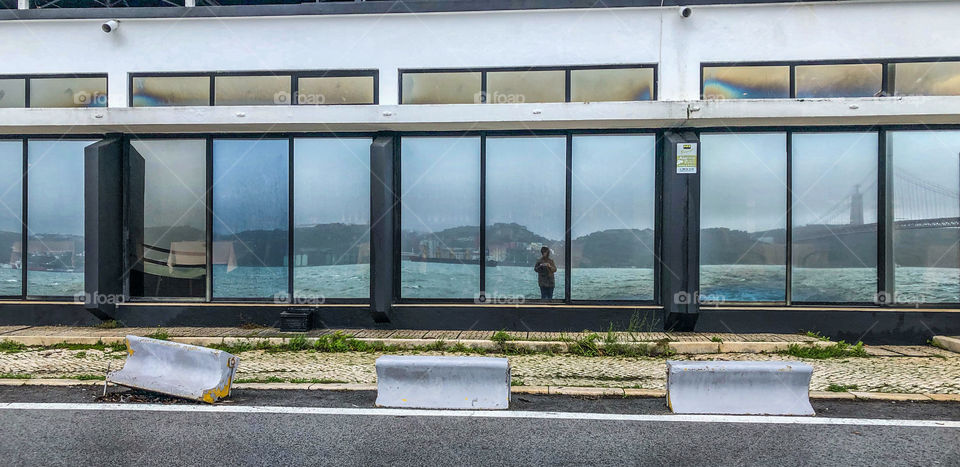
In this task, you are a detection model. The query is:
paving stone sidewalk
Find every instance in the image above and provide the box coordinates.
[1,345,957,395]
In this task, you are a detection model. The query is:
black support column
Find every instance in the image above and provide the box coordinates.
[660,132,700,331]
[370,134,397,323]
[84,136,124,320]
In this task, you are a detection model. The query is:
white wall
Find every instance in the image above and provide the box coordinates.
[0,1,957,106]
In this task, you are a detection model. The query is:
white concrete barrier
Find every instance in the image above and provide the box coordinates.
[107,335,239,404]
[666,360,815,415]
[375,356,510,410]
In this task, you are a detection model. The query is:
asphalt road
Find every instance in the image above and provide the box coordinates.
[0,386,957,466]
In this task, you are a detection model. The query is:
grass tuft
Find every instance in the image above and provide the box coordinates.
[145,328,169,341]
[95,320,121,329]
[0,339,27,353]
[804,331,831,342]
[0,372,32,379]
[780,341,868,359]
[826,383,859,392]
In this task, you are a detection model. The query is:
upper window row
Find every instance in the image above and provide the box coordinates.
[703,60,960,99]
[130,71,378,107]
[0,75,107,108]
[400,66,656,104]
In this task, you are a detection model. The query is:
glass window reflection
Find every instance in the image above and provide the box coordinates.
[485,136,566,300]
[0,141,21,296]
[571,135,655,300]
[293,138,371,299]
[486,70,565,104]
[212,139,289,299]
[700,133,787,302]
[27,140,94,297]
[129,139,207,298]
[214,75,291,106]
[29,77,107,108]
[401,72,482,104]
[791,133,878,302]
[795,64,882,98]
[132,76,211,107]
[891,62,960,96]
[570,68,654,102]
[702,66,790,99]
[400,137,481,299]
[0,79,25,108]
[889,131,960,303]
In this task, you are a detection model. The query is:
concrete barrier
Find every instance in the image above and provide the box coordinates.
[107,335,239,404]
[375,355,510,410]
[666,360,815,415]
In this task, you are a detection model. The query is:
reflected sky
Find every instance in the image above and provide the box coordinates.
[401,137,480,232]
[571,135,655,236]
[28,140,93,236]
[702,66,790,99]
[701,133,787,233]
[213,139,288,234]
[0,141,21,234]
[890,131,960,221]
[131,139,207,236]
[795,64,882,98]
[486,136,566,241]
[294,138,371,227]
[792,132,878,227]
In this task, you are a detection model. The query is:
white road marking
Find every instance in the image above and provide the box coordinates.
[0,402,957,428]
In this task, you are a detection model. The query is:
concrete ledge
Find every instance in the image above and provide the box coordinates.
[552,386,625,397]
[808,391,856,400]
[932,336,960,354]
[850,392,932,402]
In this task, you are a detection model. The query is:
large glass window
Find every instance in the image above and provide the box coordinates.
[571,135,655,300]
[400,137,481,299]
[0,141,21,296]
[485,136,566,300]
[27,140,94,297]
[212,139,288,299]
[791,133,878,302]
[702,65,790,99]
[293,138,371,299]
[889,131,960,303]
[129,139,207,298]
[297,76,375,105]
[700,133,787,302]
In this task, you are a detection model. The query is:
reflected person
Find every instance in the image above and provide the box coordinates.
[534,246,557,300]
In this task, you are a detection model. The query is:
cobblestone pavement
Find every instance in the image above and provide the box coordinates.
[1,346,958,394]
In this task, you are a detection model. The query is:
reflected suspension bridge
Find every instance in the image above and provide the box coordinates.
[795,167,960,241]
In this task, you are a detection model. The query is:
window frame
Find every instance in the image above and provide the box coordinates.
[394,129,663,306]
[0,73,108,108]
[701,57,960,99]
[399,64,658,104]
[128,70,379,107]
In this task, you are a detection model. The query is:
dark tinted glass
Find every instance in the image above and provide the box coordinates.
[700,133,787,302]
[293,138,371,299]
[0,141,21,296]
[791,133,878,302]
[400,137,481,299]
[485,136,566,301]
[212,139,289,299]
[889,131,960,303]
[129,139,208,298]
[27,140,94,297]
[571,135,655,300]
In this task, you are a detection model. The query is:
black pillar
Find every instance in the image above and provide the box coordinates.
[84,136,124,320]
[370,134,397,323]
[660,132,700,331]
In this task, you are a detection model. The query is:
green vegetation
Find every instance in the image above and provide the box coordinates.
[234,376,285,384]
[289,378,347,384]
[710,336,723,343]
[95,320,121,329]
[927,339,947,350]
[826,383,859,392]
[0,339,26,353]
[145,328,169,341]
[491,330,514,344]
[510,378,525,386]
[74,351,87,358]
[804,331,831,342]
[780,341,868,359]
[286,335,309,351]
[0,373,32,379]
[71,374,106,381]
[567,333,674,357]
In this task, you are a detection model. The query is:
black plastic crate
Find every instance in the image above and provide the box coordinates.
[279,308,312,333]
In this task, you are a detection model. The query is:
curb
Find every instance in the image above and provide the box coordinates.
[932,336,960,354]
[0,335,838,355]
[2,379,958,402]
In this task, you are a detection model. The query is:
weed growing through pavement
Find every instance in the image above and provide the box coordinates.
[826,383,859,392]
[927,339,947,350]
[0,373,32,379]
[710,336,723,343]
[146,328,169,341]
[780,341,868,359]
[95,320,121,329]
[0,339,26,353]
[804,331,831,342]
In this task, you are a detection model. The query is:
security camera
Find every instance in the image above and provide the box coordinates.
[678,6,692,18]
[101,20,119,33]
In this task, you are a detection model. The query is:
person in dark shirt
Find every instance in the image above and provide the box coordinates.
[534,246,557,300]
